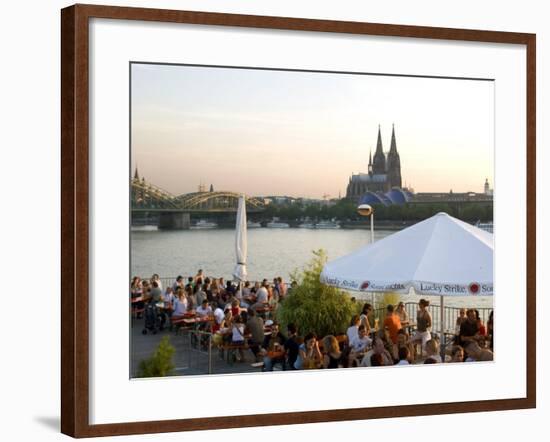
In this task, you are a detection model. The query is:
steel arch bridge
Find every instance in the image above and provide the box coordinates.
[131,178,265,212]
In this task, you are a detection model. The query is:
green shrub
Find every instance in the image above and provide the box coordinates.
[277,249,357,338]
[137,336,175,378]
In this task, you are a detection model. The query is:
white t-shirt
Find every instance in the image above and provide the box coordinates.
[173,297,188,316]
[397,359,410,365]
[196,305,212,317]
[232,324,245,342]
[346,325,359,344]
[350,335,372,353]
[214,308,224,325]
[256,287,268,303]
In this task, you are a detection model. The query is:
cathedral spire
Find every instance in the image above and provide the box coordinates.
[390,124,397,153]
[375,125,383,155]
[372,125,386,174]
[133,166,139,180]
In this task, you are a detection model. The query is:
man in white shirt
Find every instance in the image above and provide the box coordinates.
[255,282,269,304]
[348,325,372,366]
[196,300,213,317]
[350,325,372,353]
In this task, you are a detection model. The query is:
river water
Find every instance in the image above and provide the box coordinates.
[131,227,492,309]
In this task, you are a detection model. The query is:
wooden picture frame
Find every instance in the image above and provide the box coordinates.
[61,3,536,437]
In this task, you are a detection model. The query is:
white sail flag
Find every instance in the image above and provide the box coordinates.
[233,195,248,281]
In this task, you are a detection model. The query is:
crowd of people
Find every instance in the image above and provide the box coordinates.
[130,271,494,371]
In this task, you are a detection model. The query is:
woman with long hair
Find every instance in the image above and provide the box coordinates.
[322,335,343,369]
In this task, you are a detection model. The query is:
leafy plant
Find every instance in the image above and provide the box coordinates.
[277,249,357,338]
[137,336,175,378]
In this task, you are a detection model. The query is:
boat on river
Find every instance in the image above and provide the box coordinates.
[192,220,218,229]
[315,220,341,229]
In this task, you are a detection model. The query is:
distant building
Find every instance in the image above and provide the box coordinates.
[484,178,493,196]
[346,125,403,202]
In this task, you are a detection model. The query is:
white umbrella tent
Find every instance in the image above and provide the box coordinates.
[321,212,493,358]
[233,195,248,284]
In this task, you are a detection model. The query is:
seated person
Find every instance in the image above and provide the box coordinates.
[424,339,442,363]
[349,325,372,366]
[262,323,286,371]
[295,333,323,370]
[450,345,465,363]
[231,316,246,362]
[196,299,212,317]
[322,335,343,369]
[396,346,411,365]
[360,335,393,367]
[464,341,494,362]
[172,290,188,319]
[346,315,360,344]
[459,309,481,347]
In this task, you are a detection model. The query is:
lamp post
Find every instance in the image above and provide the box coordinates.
[357,204,374,243]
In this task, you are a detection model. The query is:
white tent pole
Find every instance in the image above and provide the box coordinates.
[440,294,445,362]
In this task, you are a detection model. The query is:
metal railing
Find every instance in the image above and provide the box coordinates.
[177,329,214,375]
[373,302,492,336]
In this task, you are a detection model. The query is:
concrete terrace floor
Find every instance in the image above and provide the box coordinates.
[130,318,262,378]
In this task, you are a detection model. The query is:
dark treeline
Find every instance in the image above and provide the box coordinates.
[258,200,493,224]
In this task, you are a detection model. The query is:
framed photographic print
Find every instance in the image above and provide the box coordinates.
[61,4,536,438]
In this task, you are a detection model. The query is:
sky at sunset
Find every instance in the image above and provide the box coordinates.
[131,63,494,198]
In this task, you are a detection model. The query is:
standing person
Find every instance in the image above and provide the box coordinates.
[284,324,300,370]
[395,302,409,326]
[246,309,265,361]
[459,308,481,348]
[194,269,204,284]
[149,281,163,302]
[277,277,287,300]
[172,275,184,294]
[186,285,197,311]
[185,277,195,293]
[195,284,207,307]
[162,287,175,329]
[255,281,269,304]
[359,303,373,335]
[151,273,163,291]
[475,309,487,336]
[411,299,432,356]
[455,308,467,332]
[383,304,402,345]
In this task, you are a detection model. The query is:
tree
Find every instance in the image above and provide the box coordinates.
[137,336,176,378]
[277,249,357,337]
